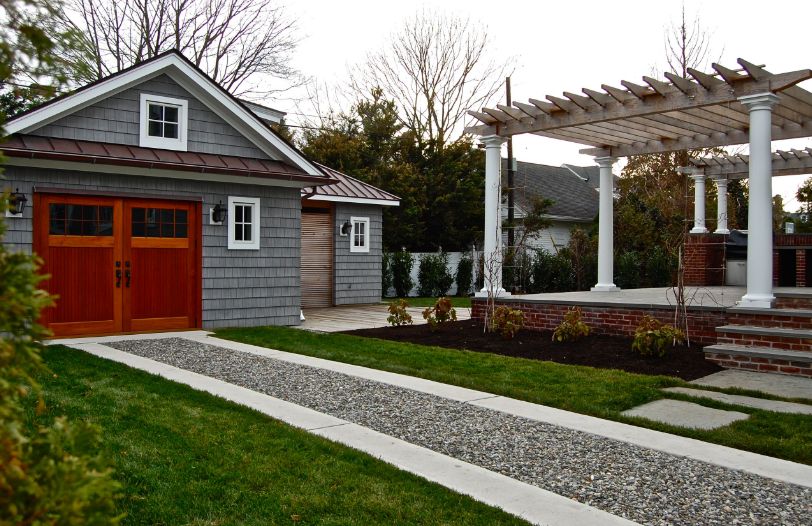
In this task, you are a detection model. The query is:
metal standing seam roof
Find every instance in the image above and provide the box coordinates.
[302,163,400,203]
[0,134,335,185]
[502,159,599,221]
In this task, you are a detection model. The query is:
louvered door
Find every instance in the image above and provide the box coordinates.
[301,209,334,308]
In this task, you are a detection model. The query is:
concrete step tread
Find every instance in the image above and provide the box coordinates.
[663,387,812,415]
[774,289,812,299]
[705,343,812,362]
[727,307,812,318]
[715,325,812,338]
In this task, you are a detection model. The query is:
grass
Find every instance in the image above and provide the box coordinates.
[383,296,472,308]
[30,346,531,526]
[215,327,812,465]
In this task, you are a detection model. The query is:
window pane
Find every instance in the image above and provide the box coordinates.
[132,207,145,222]
[67,205,83,221]
[82,205,97,221]
[82,220,97,235]
[161,222,174,237]
[164,106,178,123]
[145,222,160,237]
[148,103,163,120]
[160,209,174,224]
[132,222,145,237]
[67,219,82,235]
[97,220,113,236]
[175,209,187,224]
[235,205,243,223]
[49,217,64,235]
[243,224,252,241]
[174,223,187,238]
[243,205,252,223]
[50,203,66,220]
[99,206,113,222]
[163,123,178,139]
[148,120,162,137]
[146,208,159,224]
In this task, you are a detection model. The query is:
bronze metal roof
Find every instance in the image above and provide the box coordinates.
[302,163,400,204]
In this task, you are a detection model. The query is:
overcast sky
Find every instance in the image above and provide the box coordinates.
[280,0,812,210]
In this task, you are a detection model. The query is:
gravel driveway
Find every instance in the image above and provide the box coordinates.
[107,337,811,526]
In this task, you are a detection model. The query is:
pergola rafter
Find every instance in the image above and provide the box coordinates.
[688,147,812,179]
[466,59,812,158]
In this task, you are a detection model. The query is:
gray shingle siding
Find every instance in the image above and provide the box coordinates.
[333,203,382,305]
[30,74,270,159]
[1,165,301,327]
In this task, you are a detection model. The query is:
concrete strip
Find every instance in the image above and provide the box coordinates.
[68,342,638,526]
[47,330,212,346]
[692,370,812,401]
[664,387,812,415]
[620,399,749,430]
[471,396,812,488]
[198,335,812,488]
[313,423,639,526]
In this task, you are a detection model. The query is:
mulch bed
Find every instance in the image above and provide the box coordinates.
[341,319,722,381]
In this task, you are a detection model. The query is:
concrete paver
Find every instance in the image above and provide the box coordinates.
[664,387,812,415]
[691,369,812,401]
[621,399,749,430]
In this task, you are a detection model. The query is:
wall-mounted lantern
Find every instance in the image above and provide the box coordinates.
[7,188,27,216]
[210,200,226,224]
[340,220,352,236]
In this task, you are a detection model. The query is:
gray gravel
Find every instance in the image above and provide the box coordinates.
[107,337,812,526]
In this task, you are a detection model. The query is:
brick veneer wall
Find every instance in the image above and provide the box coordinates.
[684,234,726,286]
[774,296,812,309]
[471,299,726,345]
[705,351,812,378]
[798,250,807,287]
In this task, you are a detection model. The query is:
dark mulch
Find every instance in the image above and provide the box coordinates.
[341,319,722,381]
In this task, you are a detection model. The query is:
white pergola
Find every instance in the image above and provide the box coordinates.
[467,59,812,308]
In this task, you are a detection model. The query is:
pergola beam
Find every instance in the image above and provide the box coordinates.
[689,147,812,179]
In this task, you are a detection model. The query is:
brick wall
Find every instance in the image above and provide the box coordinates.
[684,234,726,286]
[705,351,812,378]
[797,249,807,287]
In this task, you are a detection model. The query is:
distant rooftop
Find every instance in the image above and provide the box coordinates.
[240,100,286,124]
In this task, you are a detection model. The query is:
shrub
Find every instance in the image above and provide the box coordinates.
[422,296,457,329]
[491,306,525,339]
[391,249,414,298]
[632,315,686,357]
[643,246,675,287]
[552,307,590,343]
[0,195,121,524]
[417,252,454,297]
[381,252,393,297]
[529,249,575,293]
[455,255,473,296]
[564,228,598,291]
[386,299,413,326]
[475,252,484,290]
[615,251,641,289]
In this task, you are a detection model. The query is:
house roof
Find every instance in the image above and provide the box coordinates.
[302,164,400,206]
[3,50,328,180]
[0,134,328,185]
[502,159,599,222]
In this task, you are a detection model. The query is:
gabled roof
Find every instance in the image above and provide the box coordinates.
[303,164,400,207]
[502,159,599,222]
[4,50,326,179]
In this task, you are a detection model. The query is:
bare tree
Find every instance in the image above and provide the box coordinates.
[351,11,511,150]
[62,0,301,96]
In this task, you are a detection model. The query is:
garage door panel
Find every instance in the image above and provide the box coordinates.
[301,211,333,308]
[43,246,116,324]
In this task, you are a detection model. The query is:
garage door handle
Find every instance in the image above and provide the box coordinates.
[115,261,121,287]
[125,261,131,288]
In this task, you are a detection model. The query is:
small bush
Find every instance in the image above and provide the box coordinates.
[417,252,454,297]
[491,306,525,339]
[615,251,641,289]
[643,247,675,287]
[632,315,685,357]
[530,249,575,293]
[386,299,413,326]
[391,250,414,298]
[552,307,590,343]
[381,252,393,297]
[422,297,457,329]
[455,255,473,296]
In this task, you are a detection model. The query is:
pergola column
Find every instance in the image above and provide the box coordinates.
[739,92,780,308]
[591,156,619,292]
[714,178,730,235]
[689,170,708,234]
[478,134,507,296]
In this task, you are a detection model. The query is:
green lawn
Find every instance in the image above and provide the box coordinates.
[383,296,472,308]
[30,346,531,526]
[216,327,812,465]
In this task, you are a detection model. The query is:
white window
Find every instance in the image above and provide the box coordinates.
[139,93,188,151]
[350,216,370,253]
[227,196,260,250]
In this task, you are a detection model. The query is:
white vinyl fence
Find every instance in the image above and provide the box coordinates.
[384,250,481,297]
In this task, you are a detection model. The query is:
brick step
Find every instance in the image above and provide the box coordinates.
[715,325,812,352]
[704,343,812,377]
[726,307,812,329]
[774,290,812,310]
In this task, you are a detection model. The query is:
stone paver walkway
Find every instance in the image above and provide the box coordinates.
[664,387,812,415]
[89,335,812,526]
[691,370,812,401]
[297,303,471,332]
[622,399,750,430]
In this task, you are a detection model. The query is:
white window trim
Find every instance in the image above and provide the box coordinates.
[139,93,188,151]
[227,196,260,250]
[349,216,370,253]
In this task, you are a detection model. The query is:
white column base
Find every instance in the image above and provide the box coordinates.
[475,288,510,298]
[590,284,620,292]
[714,228,730,235]
[737,293,775,309]
[689,226,709,234]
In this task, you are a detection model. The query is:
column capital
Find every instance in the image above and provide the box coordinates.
[714,178,729,189]
[479,134,507,148]
[689,172,706,182]
[594,156,617,168]
[738,92,780,111]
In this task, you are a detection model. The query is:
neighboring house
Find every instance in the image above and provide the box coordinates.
[501,159,600,253]
[0,50,398,337]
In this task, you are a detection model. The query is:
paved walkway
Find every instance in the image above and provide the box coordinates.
[692,369,812,401]
[298,303,471,332]
[55,331,812,526]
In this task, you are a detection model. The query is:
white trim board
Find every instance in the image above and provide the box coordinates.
[305,195,400,207]
[4,52,324,178]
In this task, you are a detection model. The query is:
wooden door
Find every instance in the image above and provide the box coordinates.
[36,193,201,337]
[123,199,199,332]
[36,194,124,336]
[301,208,334,308]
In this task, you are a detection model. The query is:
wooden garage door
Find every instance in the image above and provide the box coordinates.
[35,193,201,337]
[301,209,333,308]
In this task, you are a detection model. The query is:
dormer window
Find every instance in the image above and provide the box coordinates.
[139,93,188,151]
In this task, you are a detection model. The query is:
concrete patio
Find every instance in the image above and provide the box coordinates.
[297,303,472,332]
